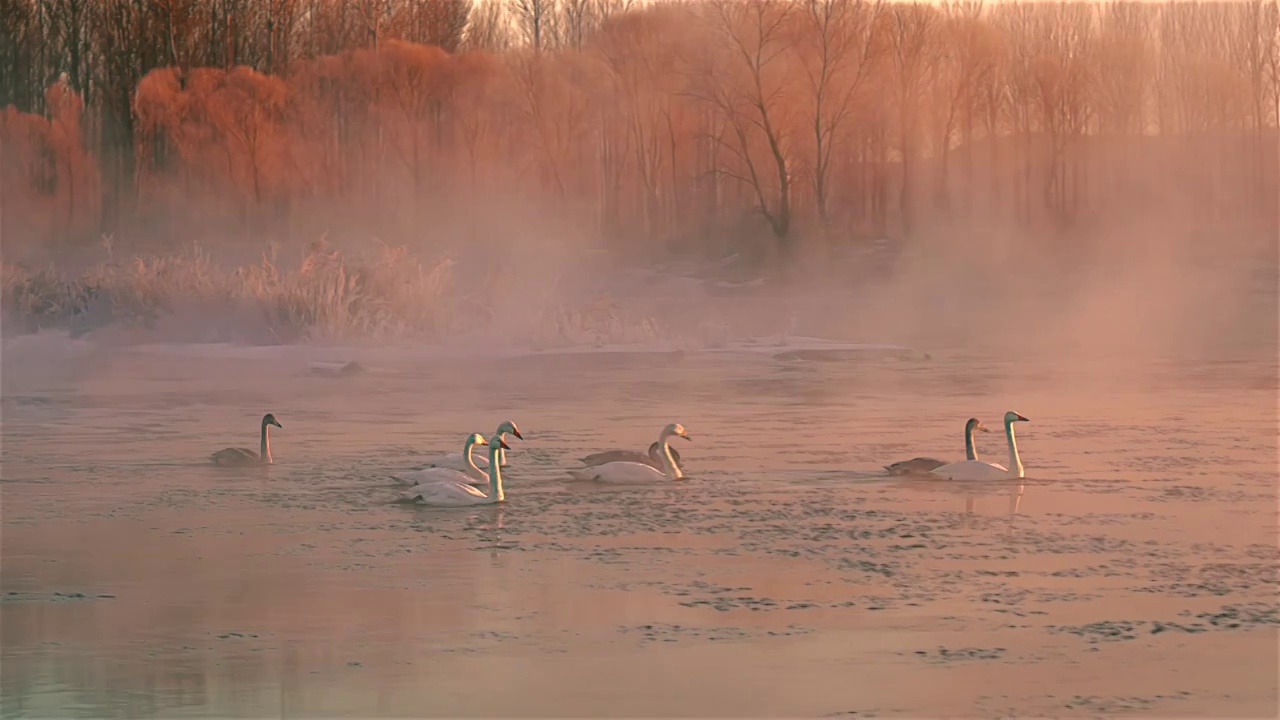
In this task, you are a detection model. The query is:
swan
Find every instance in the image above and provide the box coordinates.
[884,418,988,475]
[211,413,282,466]
[567,423,691,483]
[930,411,1030,480]
[393,432,491,487]
[418,420,523,470]
[400,435,509,506]
[581,441,684,473]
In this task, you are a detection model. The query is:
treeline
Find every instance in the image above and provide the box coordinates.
[1,0,1277,261]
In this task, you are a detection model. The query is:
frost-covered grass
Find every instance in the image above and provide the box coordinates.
[0,239,682,347]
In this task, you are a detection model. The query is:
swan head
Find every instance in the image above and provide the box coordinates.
[966,418,989,433]
[262,413,282,429]
[496,420,523,440]
[1004,411,1030,424]
[663,423,692,441]
[465,432,488,448]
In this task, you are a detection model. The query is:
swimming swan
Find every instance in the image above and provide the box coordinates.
[419,421,523,471]
[567,423,691,483]
[401,436,510,506]
[211,413,282,466]
[884,418,988,475]
[393,433,491,487]
[930,411,1029,480]
[581,441,684,473]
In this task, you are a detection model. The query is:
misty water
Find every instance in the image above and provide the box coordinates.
[1,336,1276,717]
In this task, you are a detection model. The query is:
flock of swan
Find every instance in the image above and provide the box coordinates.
[211,411,1031,508]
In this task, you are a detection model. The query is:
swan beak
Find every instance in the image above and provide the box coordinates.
[977,423,990,432]
[512,429,524,440]
[499,438,511,449]
[680,434,693,441]
[272,420,283,428]
[1015,414,1030,422]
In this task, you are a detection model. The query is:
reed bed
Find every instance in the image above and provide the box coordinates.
[0,239,679,347]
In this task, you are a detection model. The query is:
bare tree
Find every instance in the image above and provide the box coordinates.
[597,7,690,236]
[466,0,515,52]
[692,0,798,255]
[510,0,557,51]
[792,0,882,228]
[884,3,941,234]
[928,1,999,215]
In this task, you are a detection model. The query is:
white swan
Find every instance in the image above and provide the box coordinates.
[400,435,509,506]
[884,417,988,475]
[417,420,523,471]
[567,423,691,483]
[581,441,684,473]
[211,413,282,466]
[393,432,491,487]
[930,411,1030,480]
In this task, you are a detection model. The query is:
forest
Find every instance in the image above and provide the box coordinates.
[1,0,1277,341]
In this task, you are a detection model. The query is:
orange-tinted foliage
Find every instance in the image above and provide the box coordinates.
[0,1,1276,258]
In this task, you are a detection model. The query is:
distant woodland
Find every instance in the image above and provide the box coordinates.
[1,0,1278,261]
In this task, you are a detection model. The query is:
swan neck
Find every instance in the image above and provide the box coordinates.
[260,420,272,464]
[464,439,485,480]
[1004,419,1024,479]
[488,443,504,501]
[658,435,681,480]
[494,431,507,466]
[964,424,976,461]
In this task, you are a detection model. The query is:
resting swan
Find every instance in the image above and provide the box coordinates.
[581,441,684,473]
[211,413,282,466]
[401,435,509,506]
[393,433,491,487]
[567,423,691,483]
[419,420,523,471]
[930,411,1030,480]
[884,417,988,475]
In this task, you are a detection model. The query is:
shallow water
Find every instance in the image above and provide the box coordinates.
[1,339,1277,717]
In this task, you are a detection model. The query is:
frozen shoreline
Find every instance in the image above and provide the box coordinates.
[1,329,916,365]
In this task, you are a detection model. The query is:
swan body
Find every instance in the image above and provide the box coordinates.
[581,441,684,472]
[886,457,948,475]
[885,418,988,475]
[211,413,282,466]
[419,420,522,470]
[930,411,1029,481]
[568,423,690,483]
[394,465,477,487]
[402,436,509,506]
[394,432,491,486]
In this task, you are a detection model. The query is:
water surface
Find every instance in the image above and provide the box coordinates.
[2,341,1276,717]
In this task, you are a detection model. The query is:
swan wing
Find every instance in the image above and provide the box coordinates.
[568,461,669,484]
[400,480,491,506]
[581,450,651,467]
[212,447,259,466]
[929,460,1010,481]
[884,457,947,475]
[392,466,486,487]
